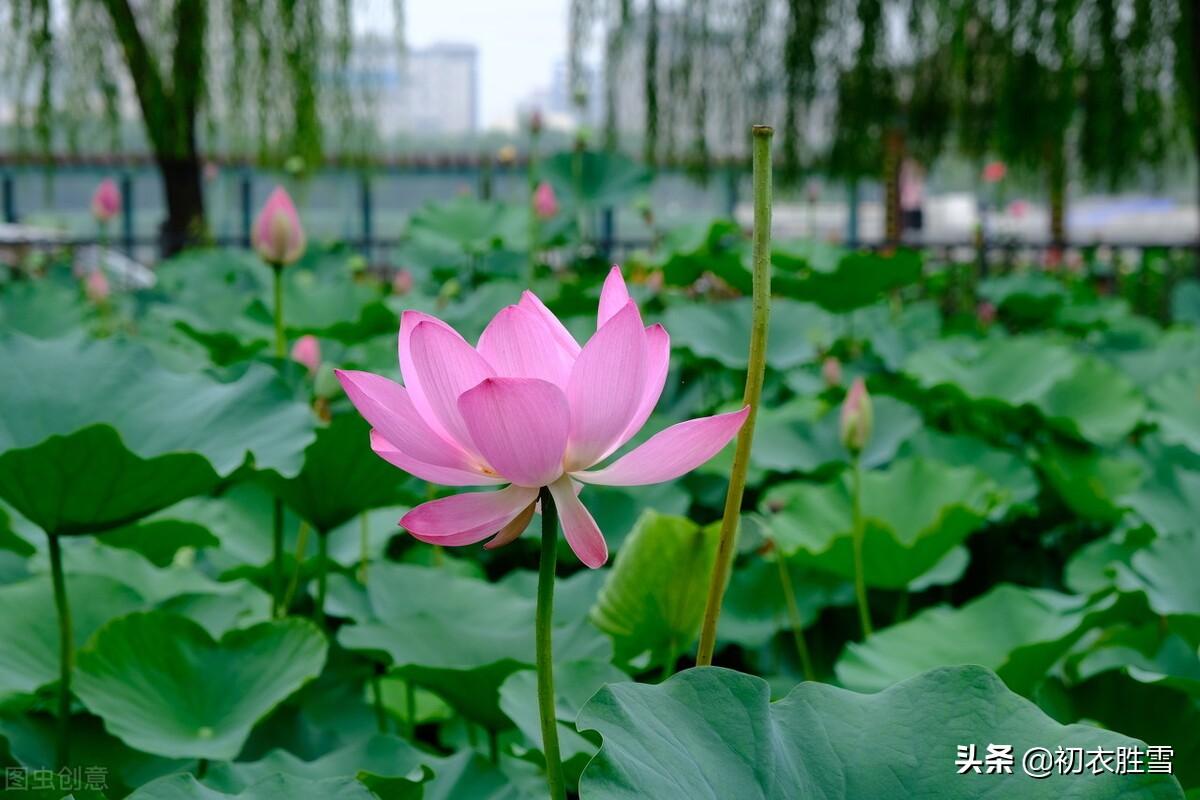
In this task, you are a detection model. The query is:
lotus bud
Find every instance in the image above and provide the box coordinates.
[982,161,1007,183]
[533,181,558,219]
[392,268,414,296]
[821,356,843,389]
[977,301,997,327]
[253,187,305,267]
[290,335,321,375]
[84,269,110,303]
[91,179,121,223]
[839,377,873,456]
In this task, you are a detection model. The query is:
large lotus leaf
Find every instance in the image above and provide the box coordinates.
[542,150,651,209]
[906,337,1142,445]
[203,734,430,794]
[906,336,1077,406]
[0,277,89,338]
[499,661,627,784]
[0,426,219,536]
[1069,624,1200,698]
[1171,279,1200,324]
[849,300,942,371]
[407,196,530,253]
[1147,367,1200,452]
[100,517,220,567]
[577,664,1182,799]
[1123,438,1200,535]
[1106,328,1200,387]
[717,555,854,649]
[899,429,1038,514]
[835,584,1119,694]
[0,334,314,476]
[338,563,610,728]
[1039,355,1145,445]
[1064,528,1154,595]
[127,773,377,800]
[783,248,923,312]
[590,511,720,666]
[421,749,525,800]
[659,219,750,291]
[1114,530,1200,620]
[664,298,833,370]
[164,483,305,576]
[260,414,407,534]
[752,395,923,474]
[0,711,189,794]
[1037,443,1144,523]
[0,575,143,705]
[763,458,998,588]
[74,612,328,760]
[978,272,1068,321]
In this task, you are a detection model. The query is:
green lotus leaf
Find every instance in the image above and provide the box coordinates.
[717,555,853,649]
[126,773,377,800]
[541,150,652,210]
[1171,279,1200,325]
[1147,366,1200,453]
[763,458,998,588]
[407,196,530,254]
[202,734,430,794]
[665,297,831,370]
[74,613,328,760]
[1037,443,1144,523]
[784,248,923,312]
[979,272,1068,322]
[0,276,89,339]
[499,661,627,784]
[577,664,1182,798]
[752,395,923,474]
[260,413,408,535]
[899,428,1038,514]
[338,564,610,728]
[0,576,143,705]
[1114,530,1200,619]
[835,584,1119,694]
[590,511,720,667]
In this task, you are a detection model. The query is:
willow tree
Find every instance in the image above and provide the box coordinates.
[4,0,373,254]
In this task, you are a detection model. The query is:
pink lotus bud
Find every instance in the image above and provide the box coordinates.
[982,161,1007,183]
[839,377,873,455]
[977,301,997,326]
[821,356,843,388]
[84,269,110,303]
[253,186,306,266]
[392,269,414,296]
[533,181,558,219]
[290,335,321,374]
[91,179,121,222]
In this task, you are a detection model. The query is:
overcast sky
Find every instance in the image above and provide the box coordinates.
[359,0,572,130]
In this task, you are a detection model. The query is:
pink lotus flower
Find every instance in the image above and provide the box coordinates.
[336,266,748,568]
[91,180,121,223]
[982,161,1007,183]
[84,269,110,303]
[253,187,305,266]
[291,335,321,374]
[392,269,414,296]
[977,301,997,326]
[821,356,843,388]
[533,181,559,219]
[839,377,873,455]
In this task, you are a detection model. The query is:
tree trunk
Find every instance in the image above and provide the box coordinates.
[883,128,903,247]
[1048,142,1066,252]
[157,154,205,258]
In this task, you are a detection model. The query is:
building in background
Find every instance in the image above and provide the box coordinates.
[350,37,479,140]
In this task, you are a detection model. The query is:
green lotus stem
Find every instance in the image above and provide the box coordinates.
[773,547,817,681]
[695,125,773,667]
[271,498,284,617]
[315,532,328,627]
[851,456,873,638]
[47,533,72,768]
[358,513,370,584]
[535,486,567,800]
[371,673,388,733]
[270,263,286,617]
[281,520,311,613]
[271,263,286,358]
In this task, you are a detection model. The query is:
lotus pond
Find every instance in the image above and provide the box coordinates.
[0,193,1198,799]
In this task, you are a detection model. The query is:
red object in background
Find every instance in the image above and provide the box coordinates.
[982,161,1007,183]
[1008,199,1029,218]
